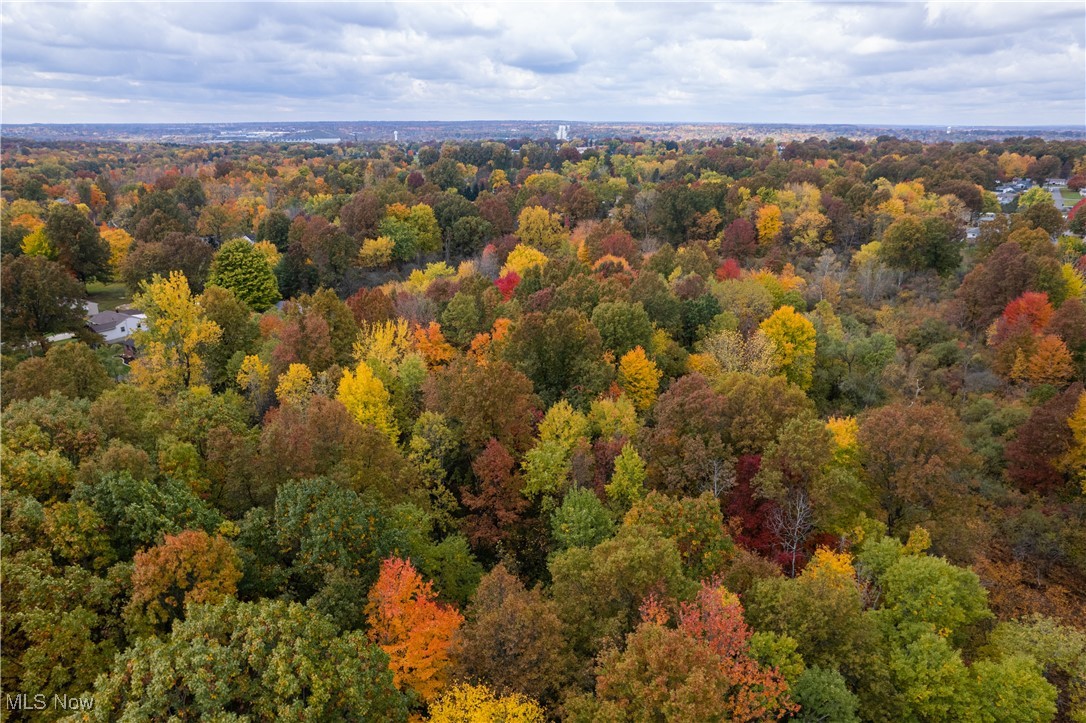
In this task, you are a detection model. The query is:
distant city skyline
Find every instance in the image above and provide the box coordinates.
[2,2,1084,127]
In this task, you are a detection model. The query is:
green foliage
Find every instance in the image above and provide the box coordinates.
[792,666,861,723]
[415,533,484,608]
[208,237,281,311]
[70,472,223,558]
[1,544,127,711]
[44,201,110,282]
[873,552,992,646]
[591,301,654,357]
[88,598,408,722]
[503,308,611,407]
[606,442,647,512]
[983,614,1086,722]
[624,491,734,579]
[522,438,573,500]
[879,215,960,275]
[273,477,406,594]
[548,525,695,657]
[1,254,86,345]
[551,486,615,551]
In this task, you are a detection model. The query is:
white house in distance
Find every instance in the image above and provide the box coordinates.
[86,310,147,343]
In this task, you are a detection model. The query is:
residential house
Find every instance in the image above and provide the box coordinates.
[87,310,147,344]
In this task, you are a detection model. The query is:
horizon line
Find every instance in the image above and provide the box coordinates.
[3,120,1083,130]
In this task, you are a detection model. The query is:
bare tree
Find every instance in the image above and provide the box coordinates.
[768,487,815,577]
[701,454,736,500]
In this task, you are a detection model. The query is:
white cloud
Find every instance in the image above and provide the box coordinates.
[0,1,1082,125]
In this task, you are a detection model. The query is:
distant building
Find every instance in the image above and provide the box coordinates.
[556,125,570,142]
[1047,178,1067,187]
[87,310,146,344]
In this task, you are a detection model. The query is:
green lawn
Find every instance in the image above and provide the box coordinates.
[1060,190,1083,204]
[85,281,131,311]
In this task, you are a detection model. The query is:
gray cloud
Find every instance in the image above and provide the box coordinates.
[1,1,1082,125]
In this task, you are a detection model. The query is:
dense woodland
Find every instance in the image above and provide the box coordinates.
[2,133,1086,722]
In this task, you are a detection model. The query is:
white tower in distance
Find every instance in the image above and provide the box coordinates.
[394,130,399,142]
[556,125,569,142]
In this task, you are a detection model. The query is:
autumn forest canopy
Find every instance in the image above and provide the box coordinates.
[3,133,1086,722]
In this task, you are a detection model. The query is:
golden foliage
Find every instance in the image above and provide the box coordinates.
[337,362,399,441]
[275,363,314,407]
[618,346,662,412]
[427,683,545,723]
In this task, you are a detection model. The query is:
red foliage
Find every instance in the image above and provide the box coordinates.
[1001,292,1054,334]
[716,258,743,281]
[1048,298,1086,352]
[1070,198,1086,222]
[272,308,335,374]
[346,287,395,325]
[495,270,521,301]
[724,456,779,556]
[462,439,530,551]
[1005,383,1082,493]
[720,218,758,260]
[677,583,797,721]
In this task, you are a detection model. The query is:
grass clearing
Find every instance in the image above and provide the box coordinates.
[85,281,132,311]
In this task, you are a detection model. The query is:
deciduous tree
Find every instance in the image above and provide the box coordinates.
[366,557,463,703]
[453,564,572,705]
[131,271,222,395]
[208,237,280,311]
[126,529,242,633]
[338,362,399,442]
[1,254,85,348]
[759,305,817,390]
[90,599,407,722]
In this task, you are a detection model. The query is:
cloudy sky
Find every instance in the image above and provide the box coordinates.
[2,1,1084,126]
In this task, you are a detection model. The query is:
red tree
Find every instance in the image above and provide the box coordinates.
[462,439,530,551]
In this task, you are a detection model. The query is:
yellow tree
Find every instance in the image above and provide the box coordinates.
[100,226,134,275]
[337,361,399,441]
[276,363,314,407]
[1057,392,1086,494]
[618,346,662,412]
[428,683,544,723]
[756,204,783,245]
[516,206,567,251]
[759,305,817,390]
[502,244,548,277]
[359,236,395,268]
[131,271,222,396]
[355,319,415,372]
[236,354,271,400]
[21,228,55,258]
